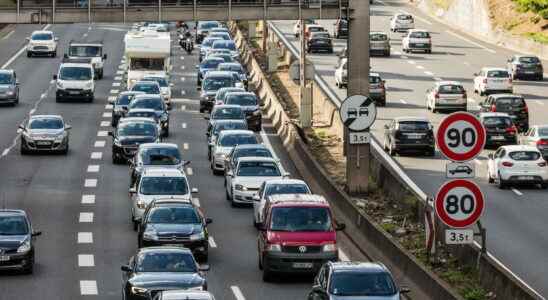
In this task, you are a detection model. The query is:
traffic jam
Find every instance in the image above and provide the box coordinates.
[0,4,547,300]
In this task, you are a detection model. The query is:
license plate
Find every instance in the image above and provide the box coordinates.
[37,141,51,145]
[293,262,313,269]
[525,71,535,74]
[0,255,10,261]
[491,136,505,140]
[69,91,80,95]
[406,134,422,139]
[518,176,534,180]
[415,43,424,46]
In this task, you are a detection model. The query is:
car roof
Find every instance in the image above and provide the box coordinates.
[219,62,242,67]
[395,12,412,16]
[479,112,511,118]
[500,145,540,152]
[436,81,462,86]
[142,168,186,177]
[234,144,268,150]
[330,261,389,273]
[139,142,178,150]
[488,93,524,99]
[119,91,145,96]
[128,108,156,113]
[408,29,428,33]
[269,194,329,206]
[237,156,277,163]
[151,198,194,206]
[160,290,214,299]
[394,116,430,123]
[30,114,63,120]
[218,129,254,136]
[134,80,160,86]
[133,94,163,100]
[370,31,387,35]
[264,178,308,186]
[60,63,92,68]
[225,92,256,97]
[32,30,53,34]
[214,119,247,126]
[205,71,234,77]
[138,246,193,254]
[0,69,14,75]
[213,104,241,110]
[0,209,27,217]
[306,24,324,28]
[482,67,507,72]
[370,72,381,77]
[70,42,102,47]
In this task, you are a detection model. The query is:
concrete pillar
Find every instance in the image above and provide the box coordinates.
[300,85,313,127]
[345,0,370,195]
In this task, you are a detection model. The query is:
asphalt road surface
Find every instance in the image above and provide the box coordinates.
[272,0,548,296]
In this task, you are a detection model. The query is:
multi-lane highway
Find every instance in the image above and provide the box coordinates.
[272,0,548,296]
[0,23,388,299]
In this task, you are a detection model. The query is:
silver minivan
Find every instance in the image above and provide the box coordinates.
[370,32,390,56]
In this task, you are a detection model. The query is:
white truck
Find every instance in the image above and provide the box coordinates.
[124,30,171,89]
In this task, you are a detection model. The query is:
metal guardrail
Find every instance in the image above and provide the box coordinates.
[267,21,545,299]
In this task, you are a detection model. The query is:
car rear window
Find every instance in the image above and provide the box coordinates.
[495,97,525,108]
[397,14,413,20]
[538,128,548,136]
[482,117,512,127]
[212,107,243,120]
[508,151,541,161]
[398,121,430,131]
[370,33,388,41]
[438,85,464,94]
[487,70,509,78]
[329,272,397,296]
[237,161,281,177]
[308,26,323,32]
[518,56,540,64]
[369,76,382,84]
[410,31,430,38]
[142,148,181,165]
[219,133,257,146]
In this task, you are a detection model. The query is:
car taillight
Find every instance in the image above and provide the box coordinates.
[538,162,547,167]
[491,104,496,112]
[506,126,517,135]
[434,92,439,99]
[537,139,548,146]
[483,78,487,84]
[523,105,528,113]
[502,161,514,167]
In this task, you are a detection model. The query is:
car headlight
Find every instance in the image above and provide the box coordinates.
[56,81,64,89]
[113,139,122,147]
[54,134,65,143]
[189,231,205,241]
[136,199,146,209]
[322,243,337,252]
[266,243,281,252]
[160,114,168,121]
[131,286,148,295]
[6,90,15,96]
[84,81,93,90]
[215,153,226,159]
[17,239,31,253]
[22,132,33,141]
[235,184,247,191]
[143,228,158,240]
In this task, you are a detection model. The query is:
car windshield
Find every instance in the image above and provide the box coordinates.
[483,117,512,127]
[201,59,224,69]
[508,151,541,161]
[117,94,137,106]
[538,128,548,136]
[370,33,387,41]
[225,95,257,106]
[210,33,230,40]
[397,14,413,20]
[369,76,381,84]
[143,77,168,87]
[202,38,221,48]
[519,56,540,64]
[147,207,200,224]
[31,33,53,40]
[129,98,163,111]
[217,88,244,100]
[410,31,430,38]
[210,54,233,63]
[237,161,281,176]
[140,177,188,195]
[136,252,196,273]
[130,58,164,71]
[0,73,13,84]
[219,64,244,73]
[69,46,101,57]
[132,83,160,94]
[212,107,243,120]
[265,184,309,197]
[439,85,464,94]
[487,70,509,78]
[127,111,157,119]
[219,134,257,146]
[313,33,330,39]
[198,22,219,30]
[118,122,157,137]
[142,147,181,165]
[59,67,92,80]
[0,216,28,235]
[398,121,430,131]
[270,207,331,232]
[213,122,247,134]
[29,118,63,129]
[495,97,525,109]
[329,272,397,296]
[234,148,272,160]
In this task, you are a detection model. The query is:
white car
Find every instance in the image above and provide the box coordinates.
[54,63,95,102]
[402,29,431,53]
[334,58,347,88]
[293,19,316,37]
[426,81,467,113]
[252,179,311,227]
[390,13,415,32]
[26,30,58,57]
[474,67,513,96]
[520,125,548,159]
[210,130,258,175]
[225,157,288,206]
[487,145,548,189]
[129,168,197,230]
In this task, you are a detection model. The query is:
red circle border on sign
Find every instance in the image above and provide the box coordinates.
[435,179,484,228]
[436,112,486,162]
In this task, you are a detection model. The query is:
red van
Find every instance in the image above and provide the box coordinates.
[257,194,345,281]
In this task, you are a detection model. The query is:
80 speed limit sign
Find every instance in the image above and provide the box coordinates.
[436,112,486,162]
[435,179,484,228]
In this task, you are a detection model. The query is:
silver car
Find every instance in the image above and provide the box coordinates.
[210,130,258,175]
[426,81,467,113]
[370,32,390,56]
[19,115,71,154]
[520,125,548,159]
[0,69,20,106]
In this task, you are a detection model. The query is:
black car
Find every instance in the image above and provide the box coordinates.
[383,117,435,156]
[307,32,333,53]
[307,261,409,300]
[225,144,273,173]
[0,210,41,274]
[333,19,348,39]
[121,247,209,300]
[206,119,248,160]
[205,105,246,130]
[479,94,529,132]
[223,92,262,131]
[138,200,212,261]
[449,165,473,175]
[110,118,160,164]
[128,95,170,137]
[111,91,145,127]
[199,70,237,113]
[507,55,543,80]
[479,112,518,148]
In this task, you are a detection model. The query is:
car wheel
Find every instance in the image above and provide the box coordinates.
[388,140,397,156]
[262,267,273,282]
[383,138,389,151]
[541,182,547,189]
[199,253,209,263]
[163,127,169,137]
[427,148,435,157]
[62,143,69,155]
[132,220,138,231]
[497,172,506,189]
[13,97,19,106]
[56,97,62,103]
[487,171,494,183]
[479,89,485,96]
[20,144,29,155]
[226,187,231,201]
[27,52,32,58]
[22,257,34,275]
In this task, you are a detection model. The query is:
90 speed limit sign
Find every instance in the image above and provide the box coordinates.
[436,112,486,162]
[435,179,484,228]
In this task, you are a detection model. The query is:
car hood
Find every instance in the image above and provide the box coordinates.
[267,230,336,245]
[27,128,64,138]
[148,223,202,236]
[29,40,54,46]
[233,176,284,190]
[213,146,233,155]
[0,84,14,92]
[129,272,205,289]
[0,235,27,249]
[58,79,93,89]
[329,295,399,300]
[118,135,157,146]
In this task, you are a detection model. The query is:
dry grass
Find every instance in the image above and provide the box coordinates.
[487,0,548,43]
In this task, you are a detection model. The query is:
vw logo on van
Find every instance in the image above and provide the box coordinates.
[298,246,307,253]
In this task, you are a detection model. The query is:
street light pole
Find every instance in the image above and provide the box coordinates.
[299,0,312,128]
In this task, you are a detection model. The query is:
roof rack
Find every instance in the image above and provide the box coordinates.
[268,194,328,205]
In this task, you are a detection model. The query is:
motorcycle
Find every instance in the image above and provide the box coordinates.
[179,31,194,54]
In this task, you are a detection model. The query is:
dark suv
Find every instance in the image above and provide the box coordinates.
[0,210,42,274]
[383,117,435,156]
[138,199,212,262]
[479,112,518,148]
[109,118,160,164]
[479,94,529,132]
[0,69,20,106]
[507,55,543,80]
[333,19,348,39]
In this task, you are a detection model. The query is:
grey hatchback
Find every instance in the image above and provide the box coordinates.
[0,69,20,106]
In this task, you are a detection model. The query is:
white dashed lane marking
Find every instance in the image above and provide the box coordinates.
[114,76,122,81]
[512,188,523,196]
[105,104,113,110]
[407,60,416,65]
[91,152,103,160]
[183,143,189,150]
[110,89,119,94]
[77,232,93,244]
[181,105,186,111]
[78,254,95,267]
[339,249,349,261]
[97,131,108,137]
[208,236,217,248]
[82,194,96,204]
[535,100,544,105]
[424,71,434,76]
[94,141,106,148]
[112,82,121,87]
[416,65,424,70]
[79,212,94,223]
[87,165,100,173]
[84,179,97,188]
[108,96,116,102]
[100,121,110,127]
[101,112,110,118]
[182,123,187,129]
[399,99,407,104]
[186,167,193,175]
[80,280,98,295]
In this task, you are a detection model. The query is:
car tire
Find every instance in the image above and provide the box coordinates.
[385,50,390,57]
[163,127,169,138]
[388,141,397,156]
[20,144,29,155]
[27,52,32,58]
[258,250,263,270]
[199,253,208,263]
[497,172,506,189]
[62,143,69,155]
[262,267,273,282]
[22,258,34,275]
[56,97,62,103]
[488,171,494,183]
[427,148,435,157]
[479,89,485,96]
[541,182,547,189]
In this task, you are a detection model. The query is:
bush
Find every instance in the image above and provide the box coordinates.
[513,0,548,19]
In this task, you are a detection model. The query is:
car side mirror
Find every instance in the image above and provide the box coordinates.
[259,102,265,108]
[400,286,411,294]
[252,195,260,202]
[129,187,137,194]
[507,59,512,63]
[205,218,213,225]
[18,124,25,131]
[198,264,210,272]
[488,153,494,159]
[227,171,234,177]
[384,124,389,129]
[169,83,174,87]
[195,65,199,69]
[473,73,478,76]
[311,284,323,293]
[183,160,191,167]
[335,222,346,231]
[63,53,68,59]
[26,37,30,41]
[15,79,20,86]
[283,172,291,178]
[107,131,113,136]
[53,74,57,80]
[54,37,59,41]
[65,125,72,130]
[121,265,131,272]
[32,231,42,237]
[108,98,116,104]
[103,54,108,59]
[191,187,199,194]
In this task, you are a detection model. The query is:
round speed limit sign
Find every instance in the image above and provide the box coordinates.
[435,179,484,228]
[436,112,486,162]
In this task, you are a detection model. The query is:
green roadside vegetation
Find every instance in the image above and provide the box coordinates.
[524,32,548,44]
[513,0,548,19]
[0,0,16,7]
